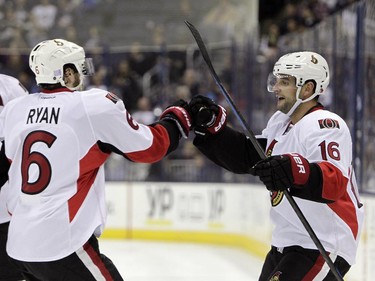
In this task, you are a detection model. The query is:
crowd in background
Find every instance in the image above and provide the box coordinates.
[0,0,365,183]
[258,0,359,59]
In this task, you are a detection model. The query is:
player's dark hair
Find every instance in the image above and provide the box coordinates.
[38,83,63,90]
[64,63,78,73]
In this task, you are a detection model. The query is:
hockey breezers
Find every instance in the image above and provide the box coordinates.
[184,20,344,281]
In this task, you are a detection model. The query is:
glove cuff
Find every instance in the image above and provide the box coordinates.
[160,106,191,139]
[285,153,310,186]
[206,105,227,134]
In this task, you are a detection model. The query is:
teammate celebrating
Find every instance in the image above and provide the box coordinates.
[0,74,28,281]
[188,51,364,280]
[0,39,191,280]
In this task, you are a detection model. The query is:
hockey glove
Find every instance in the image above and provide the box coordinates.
[189,95,227,136]
[251,153,311,191]
[160,99,192,139]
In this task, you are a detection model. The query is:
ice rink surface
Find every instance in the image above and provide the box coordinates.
[100,239,263,281]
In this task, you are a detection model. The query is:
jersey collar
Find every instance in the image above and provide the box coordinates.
[304,102,324,116]
[41,87,74,94]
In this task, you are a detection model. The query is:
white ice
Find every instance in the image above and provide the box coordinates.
[99,239,263,281]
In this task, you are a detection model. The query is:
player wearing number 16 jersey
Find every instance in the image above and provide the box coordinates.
[187,52,364,280]
[0,39,192,281]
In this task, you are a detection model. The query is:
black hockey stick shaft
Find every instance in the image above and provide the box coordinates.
[184,20,343,281]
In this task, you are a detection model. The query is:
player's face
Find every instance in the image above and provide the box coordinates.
[271,75,298,114]
[64,67,80,88]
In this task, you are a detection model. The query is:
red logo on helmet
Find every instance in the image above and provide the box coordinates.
[311,55,318,64]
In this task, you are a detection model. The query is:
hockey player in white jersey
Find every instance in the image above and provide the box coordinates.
[187,51,364,280]
[0,74,28,281]
[0,39,192,281]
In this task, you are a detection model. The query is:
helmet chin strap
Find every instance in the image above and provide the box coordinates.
[285,87,320,117]
[285,87,302,117]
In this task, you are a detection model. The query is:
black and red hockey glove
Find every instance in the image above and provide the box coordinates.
[251,153,311,191]
[160,99,192,139]
[189,95,227,136]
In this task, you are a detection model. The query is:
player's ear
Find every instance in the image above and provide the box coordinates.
[301,81,315,100]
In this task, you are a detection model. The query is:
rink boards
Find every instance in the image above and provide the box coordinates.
[102,182,373,281]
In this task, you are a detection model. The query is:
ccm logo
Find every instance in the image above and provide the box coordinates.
[291,155,306,174]
[214,107,226,132]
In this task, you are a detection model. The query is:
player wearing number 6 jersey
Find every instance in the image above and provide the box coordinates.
[187,52,364,280]
[0,74,28,281]
[0,39,191,281]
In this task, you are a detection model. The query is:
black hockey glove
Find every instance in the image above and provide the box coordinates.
[189,95,227,137]
[251,153,311,191]
[160,99,192,139]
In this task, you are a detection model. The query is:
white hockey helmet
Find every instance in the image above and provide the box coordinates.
[29,39,94,90]
[267,51,330,116]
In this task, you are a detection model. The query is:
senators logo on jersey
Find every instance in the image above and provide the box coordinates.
[318,118,340,129]
[271,191,284,207]
[270,271,282,281]
[105,92,120,104]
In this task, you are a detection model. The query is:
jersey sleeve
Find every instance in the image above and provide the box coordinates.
[300,113,352,201]
[84,91,179,163]
[0,141,9,189]
[193,126,264,173]
[0,75,28,107]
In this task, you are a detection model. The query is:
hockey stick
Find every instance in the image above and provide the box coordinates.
[184,20,344,281]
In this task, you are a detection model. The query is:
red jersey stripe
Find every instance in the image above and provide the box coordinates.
[319,162,359,238]
[68,143,109,222]
[125,124,170,163]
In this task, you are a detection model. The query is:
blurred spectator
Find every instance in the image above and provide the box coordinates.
[310,0,330,23]
[299,4,317,27]
[181,68,200,97]
[1,51,26,78]
[98,0,117,28]
[26,29,47,50]
[0,5,18,47]
[8,27,28,49]
[258,0,359,53]
[128,42,157,77]
[64,24,80,45]
[30,0,57,33]
[166,141,205,182]
[201,0,245,41]
[152,23,166,46]
[132,96,156,125]
[180,0,193,19]
[258,21,280,61]
[55,0,76,31]
[278,3,299,35]
[84,26,104,49]
[13,0,29,27]
[111,59,142,112]
[129,96,160,181]
[86,68,108,91]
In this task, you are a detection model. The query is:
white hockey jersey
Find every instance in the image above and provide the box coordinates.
[0,88,174,262]
[259,108,364,265]
[0,74,28,224]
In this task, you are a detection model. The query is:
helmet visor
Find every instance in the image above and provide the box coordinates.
[267,73,297,92]
[82,58,95,75]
